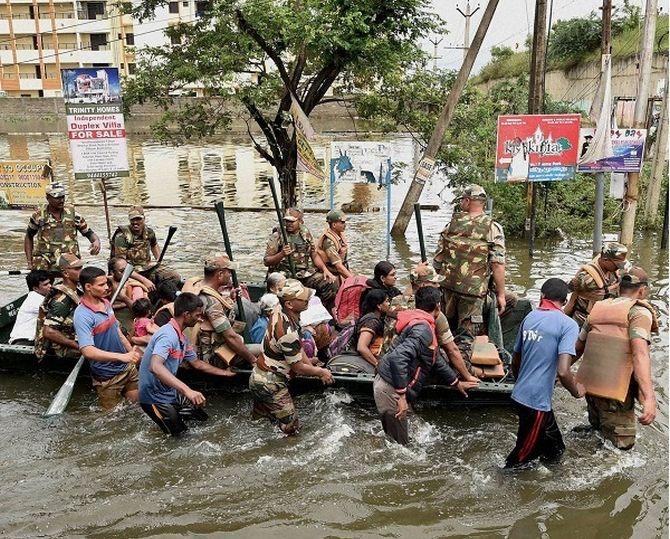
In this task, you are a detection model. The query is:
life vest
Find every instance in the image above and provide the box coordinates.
[576,298,658,402]
[316,228,348,273]
[111,225,153,268]
[32,205,80,270]
[564,257,619,319]
[332,275,370,325]
[34,283,80,359]
[436,212,492,298]
[269,226,316,279]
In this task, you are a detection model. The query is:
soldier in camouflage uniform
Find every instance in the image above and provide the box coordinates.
[34,254,83,360]
[381,262,480,382]
[263,208,339,311]
[248,279,334,435]
[25,183,100,271]
[316,209,353,282]
[575,267,658,450]
[111,206,181,286]
[433,184,506,336]
[565,242,628,327]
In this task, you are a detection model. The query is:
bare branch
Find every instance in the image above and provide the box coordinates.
[242,96,283,163]
[244,117,276,165]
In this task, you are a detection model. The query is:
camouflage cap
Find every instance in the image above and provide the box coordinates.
[45,182,66,198]
[601,241,628,267]
[326,209,347,223]
[283,208,303,222]
[621,266,648,286]
[277,278,314,302]
[203,253,239,272]
[128,205,145,220]
[57,253,83,269]
[460,184,487,201]
[410,262,445,285]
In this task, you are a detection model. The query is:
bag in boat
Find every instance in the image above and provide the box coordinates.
[332,275,369,326]
[327,353,376,376]
[327,321,356,358]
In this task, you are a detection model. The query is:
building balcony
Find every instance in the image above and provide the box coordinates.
[19,77,44,91]
[73,18,110,34]
[6,19,37,34]
[77,48,113,63]
[0,49,40,63]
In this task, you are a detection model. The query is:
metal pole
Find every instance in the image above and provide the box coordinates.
[593,172,605,255]
[386,176,391,260]
[661,184,669,249]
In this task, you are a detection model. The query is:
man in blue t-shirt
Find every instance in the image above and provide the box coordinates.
[506,278,585,468]
[74,266,142,410]
[139,292,236,436]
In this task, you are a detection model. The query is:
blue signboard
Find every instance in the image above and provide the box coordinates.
[578,128,646,173]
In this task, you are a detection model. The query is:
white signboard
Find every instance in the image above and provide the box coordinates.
[329,141,393,185]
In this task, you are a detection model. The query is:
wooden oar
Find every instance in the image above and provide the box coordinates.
[141,225,177,275]
[413,203,427,262]
[44,263,135,417]
[214,201,250,342]
[266,178,297,277]
[0,270,31,276]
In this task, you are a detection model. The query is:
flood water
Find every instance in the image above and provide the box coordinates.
[0,134,667,537]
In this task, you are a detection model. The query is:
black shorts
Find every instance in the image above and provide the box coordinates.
[141,396,208,437]
[505,402,565,468]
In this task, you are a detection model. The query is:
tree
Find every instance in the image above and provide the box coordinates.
[124,0,442,207]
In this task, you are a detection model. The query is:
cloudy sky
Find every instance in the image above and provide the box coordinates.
[429,0,650,72]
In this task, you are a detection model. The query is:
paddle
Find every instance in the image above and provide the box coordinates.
[0,270,31,276]
[266,178,297,277]
[214,201,250,342]
[142,225,177,275]
[44,262,135,417]
[413,203,427,262]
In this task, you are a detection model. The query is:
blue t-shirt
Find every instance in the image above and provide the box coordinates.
[74,298,128,381]
[249,316,269,344]
[139,319,196,404]
[511,308,579,412]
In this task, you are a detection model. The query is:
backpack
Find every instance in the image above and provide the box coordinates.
[332,275,369,326]
[327,321,356,358]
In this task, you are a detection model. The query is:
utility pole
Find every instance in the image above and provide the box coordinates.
[620,0,658,246]
[643,68,668,226]
[456,2,481,60]
[391,0,499,237]
[526,0,549,257]
[428,36,443,71]
[593,0,612,256]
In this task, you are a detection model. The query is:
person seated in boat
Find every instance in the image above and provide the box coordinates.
[248,279,334,435]
[9,269,53,346]
[34,254,83,360]
[352,289,389,369]
[362,261,402,304]
[250,293,279,344]
[300,295,334,365]
[138,292,236,437]
[186,254,258,368]
[73,266,142,410]
[130,298,158,347]
[263,207,339,311]
[373,286,479,445]
[152,280,181,327]
[381,262,479,383]
[266,272,286,296]
[107,257,154,311]
[316,209,353,283]
[111,205,181,287]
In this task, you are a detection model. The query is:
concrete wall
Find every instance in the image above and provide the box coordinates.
[0,98,371,135]
[477,54,668,111]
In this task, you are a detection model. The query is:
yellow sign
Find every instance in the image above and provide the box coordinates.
[0,161,49,208]
[296,130,325,181]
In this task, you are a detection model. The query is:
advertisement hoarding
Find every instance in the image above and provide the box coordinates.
[0,161,49,208]
[577,128,646,172]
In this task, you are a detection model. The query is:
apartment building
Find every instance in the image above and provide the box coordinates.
[0,0,202,97]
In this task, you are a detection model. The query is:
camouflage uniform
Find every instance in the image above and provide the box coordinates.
[34,283,81,359]
[112,225,180,285]
[197,290,234,368]
[433,208,505,336]
[317,230,348,276]
[28,204,91,271]
[578,296,658,449]
[265,225,338,310]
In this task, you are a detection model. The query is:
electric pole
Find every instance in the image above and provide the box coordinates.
[456,2,481,60]
[620,0,658,246]
[526,0,549,257]
[428,36,443,71]
[643,63,668,226]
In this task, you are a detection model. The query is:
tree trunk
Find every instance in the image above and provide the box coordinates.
[277,137,298,208]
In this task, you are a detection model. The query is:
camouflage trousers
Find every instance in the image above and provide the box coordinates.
[140,264,181,286]
[441,288,485,336]
[300,272,338,311]
[586,388,636,450]
[248,368,298,434]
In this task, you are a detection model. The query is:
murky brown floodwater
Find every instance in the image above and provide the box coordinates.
[0,134,667,538]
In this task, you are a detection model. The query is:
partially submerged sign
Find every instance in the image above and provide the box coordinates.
[61,67,129,180]
[0,160,49,208]
[578,128,646,173]
[495,114,581,182]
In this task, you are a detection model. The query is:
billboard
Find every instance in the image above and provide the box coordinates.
[495,114,581,182]
[0,161,49,209]
[577,128,646,173]
[61,68,129,180]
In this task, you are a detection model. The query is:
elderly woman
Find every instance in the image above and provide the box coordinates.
[250,293,280,344]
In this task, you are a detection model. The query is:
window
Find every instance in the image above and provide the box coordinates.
[127,63,136,75]
[182,1,188,6]
[169,2,179,13]
[125,33,134,45]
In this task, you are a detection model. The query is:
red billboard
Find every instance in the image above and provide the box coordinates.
[495,114,581,182]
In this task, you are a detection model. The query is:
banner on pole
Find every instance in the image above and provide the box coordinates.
[290,95,324,180]
[578,128,646,172]
[61,67,129,180]
[495,114,581,182]
[0,160,49,208]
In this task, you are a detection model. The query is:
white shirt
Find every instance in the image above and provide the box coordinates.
[9,291,45,343]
